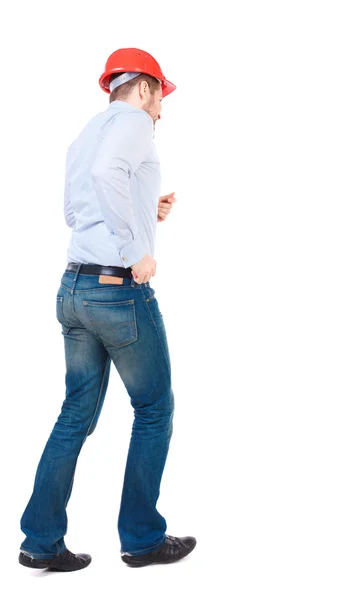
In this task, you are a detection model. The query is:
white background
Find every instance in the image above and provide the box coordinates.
[1,1,338,598]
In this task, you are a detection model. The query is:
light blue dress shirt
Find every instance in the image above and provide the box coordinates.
[63,100,161,268]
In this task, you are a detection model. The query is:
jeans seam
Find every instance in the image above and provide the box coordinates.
[142,291,171,377]
[84,355,111,440]
[57,296,73,330]
[59,283,134,293]
[63,354,111,512]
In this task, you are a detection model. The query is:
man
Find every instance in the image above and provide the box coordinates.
[18,47,196,571]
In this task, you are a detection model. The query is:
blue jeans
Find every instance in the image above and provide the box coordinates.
[19,265,174,558]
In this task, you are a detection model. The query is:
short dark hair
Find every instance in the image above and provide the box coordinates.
[109,72,161,102]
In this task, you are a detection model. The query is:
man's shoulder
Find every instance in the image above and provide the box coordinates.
[106,102,152,125]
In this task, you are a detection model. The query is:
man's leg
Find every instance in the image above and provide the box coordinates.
[19,325,111,559]
[99,286,175,556]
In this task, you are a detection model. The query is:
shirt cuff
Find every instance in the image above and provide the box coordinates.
[119,238,146,268]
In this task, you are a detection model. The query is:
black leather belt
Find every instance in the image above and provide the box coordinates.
[66,262,133,279]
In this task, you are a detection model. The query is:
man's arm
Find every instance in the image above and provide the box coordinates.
[91,110,153,268]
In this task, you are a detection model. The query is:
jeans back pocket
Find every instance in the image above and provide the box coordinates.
[83,298,138,348]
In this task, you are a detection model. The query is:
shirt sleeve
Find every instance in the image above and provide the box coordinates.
[90,110,153,268]
[63,147,76,228]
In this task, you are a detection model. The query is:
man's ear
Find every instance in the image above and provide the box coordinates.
[139,80,149,99]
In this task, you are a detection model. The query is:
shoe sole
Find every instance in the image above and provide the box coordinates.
[121,539,197,568]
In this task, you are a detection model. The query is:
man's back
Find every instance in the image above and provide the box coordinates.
[64,100,161,268]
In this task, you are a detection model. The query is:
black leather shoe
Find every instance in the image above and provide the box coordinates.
[121,535,197,567]
[18,548,92,571]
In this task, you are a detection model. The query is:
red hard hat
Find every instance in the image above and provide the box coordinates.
[99,48,176,98]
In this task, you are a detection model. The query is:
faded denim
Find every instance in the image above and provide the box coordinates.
[19,265,174,558]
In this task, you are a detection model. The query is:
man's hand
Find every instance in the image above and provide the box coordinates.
[157,192,177,222]
[131,254,156,284]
